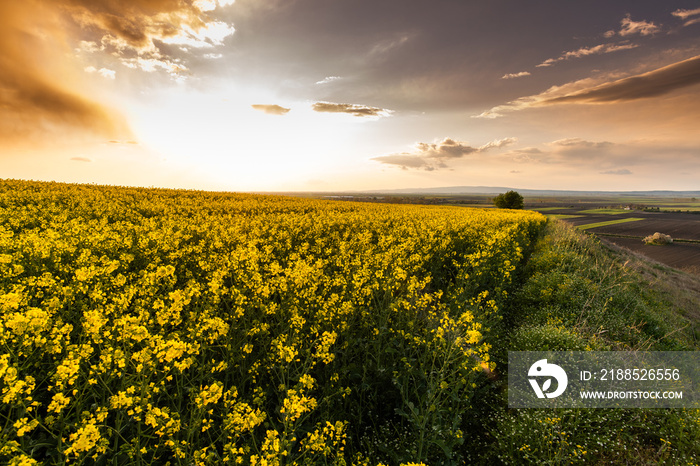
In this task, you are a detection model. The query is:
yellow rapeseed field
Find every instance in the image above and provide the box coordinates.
[0,179,545,465]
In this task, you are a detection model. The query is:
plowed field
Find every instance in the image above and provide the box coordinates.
[537,208,700,274]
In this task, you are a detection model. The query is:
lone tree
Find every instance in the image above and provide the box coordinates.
[493,190,524,209]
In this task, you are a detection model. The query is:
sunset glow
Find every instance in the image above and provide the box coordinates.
[2,1,700,191]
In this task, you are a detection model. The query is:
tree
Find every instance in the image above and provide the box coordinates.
[493,190,524,209]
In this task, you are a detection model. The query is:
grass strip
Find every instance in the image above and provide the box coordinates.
[576,217,644,230]
[577,208,631,215]
[474,220,700,465]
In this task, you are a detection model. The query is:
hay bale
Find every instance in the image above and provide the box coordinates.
[643,232,673,245]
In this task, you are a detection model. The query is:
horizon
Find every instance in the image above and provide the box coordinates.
[2,1,700,192]
[6,178,700,197]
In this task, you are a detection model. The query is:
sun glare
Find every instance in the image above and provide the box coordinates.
[127,87,375,190]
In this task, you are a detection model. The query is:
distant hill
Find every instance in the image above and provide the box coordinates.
[366,186,700,197]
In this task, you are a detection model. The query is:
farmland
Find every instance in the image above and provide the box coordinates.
[0,179,544,465]
[1,180,699,465]
[304,190,700,275]
[527,200,700,275]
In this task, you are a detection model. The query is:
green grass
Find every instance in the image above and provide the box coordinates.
[577,217,644,230]
[467,220,700,465]
[577,208,631,215]
[532,207,573,212]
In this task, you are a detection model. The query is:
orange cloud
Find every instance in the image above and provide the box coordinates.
[312,102,392,118]
[0,2,129,145]
[476,55,700,118]
[252,104,291,115]
[0,0,234,147]
[543,55,700,104]
[372,137,516,171]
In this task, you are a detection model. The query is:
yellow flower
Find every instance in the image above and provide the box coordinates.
[65,423,101,455]
[195,382,224,408]
[48,393,70,414]
[13,417,39,437]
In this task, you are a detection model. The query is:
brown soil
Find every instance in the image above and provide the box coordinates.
[597,236,700,275]
[559,211,700,272]
[585,213,700,241]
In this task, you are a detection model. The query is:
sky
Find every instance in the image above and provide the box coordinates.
[2,0,700,192]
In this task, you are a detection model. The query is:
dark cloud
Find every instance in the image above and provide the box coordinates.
[478,55,700,118]
[372,137,516,170]
[66,0,234,77]
[0,0,237,144]
[312,102,391,118]
[544,55,700,104]
[252,104,291,115]
[223,0,657,111]
[64,0,213,49]
[0,3,129,143]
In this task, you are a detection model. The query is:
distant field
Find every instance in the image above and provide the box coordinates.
[576,217,645,230]
[577,208,630,215]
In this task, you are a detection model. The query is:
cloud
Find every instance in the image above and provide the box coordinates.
[0,2,131,144]
[618,14,660,37]
[64,0,235,78]
[550,138,613,149]
[251,104,291,115]
[476,55,700,117]
[312,102,392,118]
[479,137,519,151]
[502,71,531,79]
[85,66,116,79]
[372,137,516,170]
[600,169,632,175]
[369,33,411,57]
[0,0,235,145]
[70,157,92,162]
[65,0,235,50]
[672,8,700,27]
[316,76,342,84]
[536,42,638,67]
[371,154,434,170]
[543,55,700,104]
[505,138,623,168]
[108,140,139,145]
[672,8,700,20]
[508,148,545,163]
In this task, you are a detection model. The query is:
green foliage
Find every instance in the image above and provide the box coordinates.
[493,190,524,209]
[478,220,700,465]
